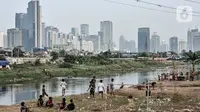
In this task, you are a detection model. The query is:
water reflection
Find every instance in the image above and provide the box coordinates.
[0,70,166,105]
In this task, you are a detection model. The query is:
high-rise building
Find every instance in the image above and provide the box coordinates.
[100,21,113,51]
[80,24,89,35]
[129,40,136,52]
[27,0,42,50]
[160,40,168,52]
[58,33,67,45]
[45,26,59,48]
[42,23,46,47]
[119,35,125,51]
[169,36,178,53]
[138,27,150,52]
[0,32,4,48]
[150,33,160,53]
[119,35,136,52]
[179,40,187,53]
[3,34,7,48]
[71,28,79,36]
[193,36,200,52]
[85,35,100,53]
[15,13,27,29]
[187,29,200,51]
[7,28,22,48]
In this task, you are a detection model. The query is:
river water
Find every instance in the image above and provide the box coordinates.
[0,69,167,105]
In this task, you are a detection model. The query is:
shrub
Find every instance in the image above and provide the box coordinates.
[59,62,73,68]
[34,59,41,66]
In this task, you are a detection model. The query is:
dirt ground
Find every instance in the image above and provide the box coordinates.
[1,81,200,112]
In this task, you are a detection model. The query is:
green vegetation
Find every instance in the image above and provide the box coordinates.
[183,50,200,72]
[0,52,170,84]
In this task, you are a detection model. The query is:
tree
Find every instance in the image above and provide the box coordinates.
[12,46,24,57]
[184,50,200,72]
[64,54,76,64]
[50,51,59,62]
[0,55,5,60]
[59,50,65,57]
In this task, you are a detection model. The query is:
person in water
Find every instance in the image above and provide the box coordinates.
[110,78,115,95]
[60,79,67,96]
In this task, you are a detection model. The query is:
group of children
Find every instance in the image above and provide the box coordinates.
[20,79,75,112]
[87,76,117,98]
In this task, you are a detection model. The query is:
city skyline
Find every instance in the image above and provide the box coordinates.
[0,0,200,48]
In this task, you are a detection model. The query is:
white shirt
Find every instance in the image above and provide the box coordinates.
[60,82,67,89]
[98,82,105,92]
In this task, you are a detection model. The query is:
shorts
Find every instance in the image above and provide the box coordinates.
[99,91,103,94]
[90,89,94,95]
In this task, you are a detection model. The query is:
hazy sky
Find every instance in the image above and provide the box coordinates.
[0,0,200,48]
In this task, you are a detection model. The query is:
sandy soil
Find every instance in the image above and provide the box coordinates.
[1,80,200,112]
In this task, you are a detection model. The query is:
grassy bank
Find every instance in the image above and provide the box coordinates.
[0,59,170,85]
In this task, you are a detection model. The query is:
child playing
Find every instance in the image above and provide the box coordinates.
[110,78,114,95]
[87,80,95,98]
[20,102,28,112]
[60,79,67,96]
[98,80,105,98]
[46,97,53,107]
[58,98,66,112]
[37,95,44,107]
[42,85,48,97]
[65,99,75,111]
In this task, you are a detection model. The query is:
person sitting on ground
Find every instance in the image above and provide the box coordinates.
[42,85,48,97]
[58,98,66,112]
[87,80,95,98]
[46,97,54,108]
[64,99,75,111]
[151,82,156,90]
[119,82,124,89]
[37,95,44,107]
[20,102,28,112]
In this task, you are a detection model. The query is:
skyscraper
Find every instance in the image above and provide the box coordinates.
[3,34,7,48]
[169,36,178,53]
[45,26,59,48]
[193,36,200,52]
[100,21,113,51]
[0,32,4,48]
[71,28,79,36]
[138,27,150,52]
[80,24,89,36]
[27,0,42,50]
[119,35,125,51]
[179,40,187,53]
[160,40,168,52]
[7,28,22,48]
[85,35,100,53]
[150,33,160,53]
[15,13,27,29]
[129,40,136,52]
[187,29,200,51]
[42,23,46,47]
